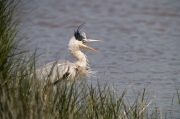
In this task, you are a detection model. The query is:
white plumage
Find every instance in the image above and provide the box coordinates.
[35,24,102,84]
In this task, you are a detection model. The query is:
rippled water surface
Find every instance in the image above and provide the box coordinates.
[17,0,180,118]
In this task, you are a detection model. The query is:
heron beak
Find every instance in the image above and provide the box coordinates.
[80,39,102,53]
[86,39,103,42]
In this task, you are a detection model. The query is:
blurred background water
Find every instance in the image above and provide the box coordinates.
[17,0,180,118]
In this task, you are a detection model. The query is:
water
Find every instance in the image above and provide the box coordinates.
[17,0,180,118]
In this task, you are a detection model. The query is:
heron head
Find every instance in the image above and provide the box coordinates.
[73,23,102,53]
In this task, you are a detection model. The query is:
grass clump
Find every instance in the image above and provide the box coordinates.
[0,0,35,118]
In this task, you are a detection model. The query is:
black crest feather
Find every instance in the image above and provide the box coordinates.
[74,23,85,41]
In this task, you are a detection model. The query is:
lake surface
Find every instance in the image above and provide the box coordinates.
[17,0,180,118]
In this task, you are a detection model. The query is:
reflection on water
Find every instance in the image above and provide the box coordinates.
[18,0,180,118]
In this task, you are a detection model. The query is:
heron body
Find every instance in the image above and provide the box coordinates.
[35,24,102,84]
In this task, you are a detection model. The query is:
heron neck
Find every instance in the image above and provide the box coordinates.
[70,50,88,68]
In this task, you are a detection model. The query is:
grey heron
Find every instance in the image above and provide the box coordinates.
[35,24,102,84]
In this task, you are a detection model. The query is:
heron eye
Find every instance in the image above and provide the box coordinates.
[82,40,86,43]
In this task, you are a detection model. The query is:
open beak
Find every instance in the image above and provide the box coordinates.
[80,39,102,53]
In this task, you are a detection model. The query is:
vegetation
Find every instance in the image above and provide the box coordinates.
[0,0,179,119]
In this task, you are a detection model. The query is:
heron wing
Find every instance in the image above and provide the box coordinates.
[36,60,77,83]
